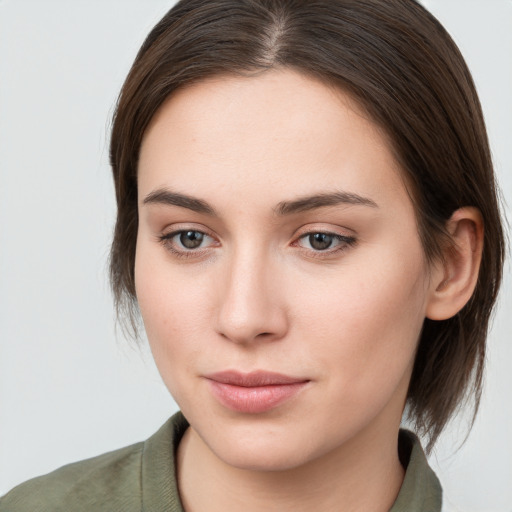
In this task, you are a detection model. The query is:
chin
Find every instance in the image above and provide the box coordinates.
[213,440,312,472]
[197,417,330,473]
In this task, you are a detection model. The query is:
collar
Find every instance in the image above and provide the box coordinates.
[390,429,443,511]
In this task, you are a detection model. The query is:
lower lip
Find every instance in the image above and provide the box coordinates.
[207,380,308,414]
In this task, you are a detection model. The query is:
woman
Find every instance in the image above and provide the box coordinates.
[1,0,505,511]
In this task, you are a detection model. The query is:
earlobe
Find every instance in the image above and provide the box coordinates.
[426,207,484,321]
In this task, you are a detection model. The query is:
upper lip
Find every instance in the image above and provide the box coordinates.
[205,370,309,387]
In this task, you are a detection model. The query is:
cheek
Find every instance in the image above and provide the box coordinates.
[134,243,208,383]
[135,235,204,329]
[292,245,428,393]
[291,279,425,443]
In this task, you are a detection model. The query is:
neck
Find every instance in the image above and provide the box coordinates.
[177,419,405,512]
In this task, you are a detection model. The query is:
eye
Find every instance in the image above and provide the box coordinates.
[176,230,207,249]
[295,232,356,254]
[159,229,217,257]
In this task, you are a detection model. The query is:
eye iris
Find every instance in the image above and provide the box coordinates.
[179,231,204,249]
[309,233,333,250]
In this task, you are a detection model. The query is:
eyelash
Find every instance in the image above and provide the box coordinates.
[158,229,357,260]
[292,232,357,258]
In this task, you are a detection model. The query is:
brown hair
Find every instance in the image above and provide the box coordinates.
[109,0,505,450]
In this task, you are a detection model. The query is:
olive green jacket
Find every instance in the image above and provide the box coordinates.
[0,412,442,511]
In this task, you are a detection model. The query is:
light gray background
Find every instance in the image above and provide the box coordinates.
[0,1,511,510]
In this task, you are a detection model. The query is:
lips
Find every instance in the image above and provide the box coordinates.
[205,370,309,414]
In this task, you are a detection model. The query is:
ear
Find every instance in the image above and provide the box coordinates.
[426,207,484,321]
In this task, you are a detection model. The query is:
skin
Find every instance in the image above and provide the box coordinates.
[135,69,482,512]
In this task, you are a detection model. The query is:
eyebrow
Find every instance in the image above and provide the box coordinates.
[275,191,378,215]
[142,188,378,216]
[143,188,216,215]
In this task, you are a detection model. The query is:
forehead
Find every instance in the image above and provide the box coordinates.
[138,69,408,214]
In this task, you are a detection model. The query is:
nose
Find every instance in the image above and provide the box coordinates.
[215,248,289,345]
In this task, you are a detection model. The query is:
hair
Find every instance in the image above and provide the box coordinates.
[109,0,505,451]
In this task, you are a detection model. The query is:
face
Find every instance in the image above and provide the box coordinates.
[136,69,434,471]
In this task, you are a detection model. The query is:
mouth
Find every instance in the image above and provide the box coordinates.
[204,370,310,414]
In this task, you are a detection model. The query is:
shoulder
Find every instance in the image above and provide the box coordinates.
[0,441,144,512]
[0,412,188,512]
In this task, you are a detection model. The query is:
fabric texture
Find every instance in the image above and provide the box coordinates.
[0,411,442,511]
